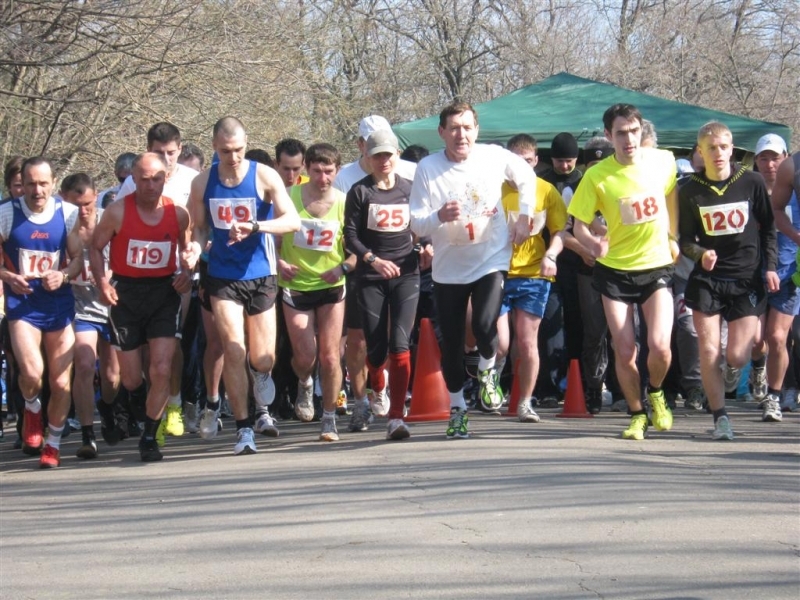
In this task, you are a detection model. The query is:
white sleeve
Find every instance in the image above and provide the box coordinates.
[503,149,537,215]
[116,175,135,199]
[0,202,14,240]
[409,162,442,237]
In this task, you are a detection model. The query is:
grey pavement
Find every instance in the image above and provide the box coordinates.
[1,403,799,600]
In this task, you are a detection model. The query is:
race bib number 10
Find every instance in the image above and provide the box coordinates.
[294,219,340,252]
[209,197,257,230]
[619,194,660,225]
[367,204,409,232]
[18,248,60,278]
[699,201,749,236]
[127,240,172,269]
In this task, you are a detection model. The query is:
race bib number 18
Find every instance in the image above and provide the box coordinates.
[619,194,660,225]
[18,248,59,278]
[127,240,172,269]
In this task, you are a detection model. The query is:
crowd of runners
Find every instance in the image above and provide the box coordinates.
[1,100,797,467]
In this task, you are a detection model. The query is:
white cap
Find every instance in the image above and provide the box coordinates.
[675,158,694,175]
[358,115,392,140]
[755,133,787,157]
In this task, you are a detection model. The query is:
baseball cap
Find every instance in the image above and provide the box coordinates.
[366,130,399,156]
[358,115,392,140]
[755,133,787,156]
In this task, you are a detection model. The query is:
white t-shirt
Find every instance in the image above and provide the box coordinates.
[409,144,536,285]
[116,163,199,206]
[334,158,417,194]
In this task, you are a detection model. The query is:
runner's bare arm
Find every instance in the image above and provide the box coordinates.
[184,171,210,269]
[90,201,122,305]
[255,164,301,235]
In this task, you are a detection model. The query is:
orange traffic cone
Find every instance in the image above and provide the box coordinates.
[505,359,521,417]
[556,359,593,418]
[406,318,451,422]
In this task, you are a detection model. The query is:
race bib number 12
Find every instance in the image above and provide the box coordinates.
[294,219,340,252]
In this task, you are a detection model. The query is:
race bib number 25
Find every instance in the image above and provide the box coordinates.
[367,204,409,232]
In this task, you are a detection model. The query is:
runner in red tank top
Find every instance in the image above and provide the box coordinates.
[90,152,194,462]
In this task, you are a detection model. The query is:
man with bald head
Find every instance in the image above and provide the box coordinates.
[185,117,300,455]
[91,152,194,462]
[0,157,84,467]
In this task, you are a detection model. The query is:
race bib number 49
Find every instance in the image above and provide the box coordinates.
[699,201,749,236]
[367,204,409,232]
[619,194,661,225]
[294,219,340,252]
[18,248,60,278]
[209,197,257,230]
[127,240,172,269]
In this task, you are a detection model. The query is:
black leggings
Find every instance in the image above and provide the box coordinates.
[357,273,420,368]
[433,271,506,393]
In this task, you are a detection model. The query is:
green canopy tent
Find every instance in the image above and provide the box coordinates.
[392,73,791,158]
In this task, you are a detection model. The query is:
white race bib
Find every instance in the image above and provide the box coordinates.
[294,219,340,252]
[209,197,257,230]
[367,204,409,232]
[126,240,172,269]
[698,201,749,236]
[444,215,492,245]
[618,193,661,225]
[72,258,94,286]
[18,249,59,278]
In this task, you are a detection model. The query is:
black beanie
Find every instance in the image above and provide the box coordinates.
[550,132,579,159]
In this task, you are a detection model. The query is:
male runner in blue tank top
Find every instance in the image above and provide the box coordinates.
[185,117,301,455]
[0,157,84,468]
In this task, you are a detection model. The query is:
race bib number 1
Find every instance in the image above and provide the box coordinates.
[619,194,660,225]
[294,219,340,252]
[18,248,59,278]
[127,240,172,269]
[699,201,749,236]
[209,197,257,230]
[444,215,491,245]
[367,204,409,232]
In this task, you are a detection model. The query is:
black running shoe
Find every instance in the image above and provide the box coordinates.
[76,435,98,459]
[97,401,121,446]
[138,436,162,462]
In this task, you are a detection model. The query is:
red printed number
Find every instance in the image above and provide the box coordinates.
[305,228,334,247]
[217,204,251,225]
[465,222,475,241]
[702,209,745,233]
[376,208,406,229]
[130,246,163,266]
[27,255,53,274]
[631,197,659,221]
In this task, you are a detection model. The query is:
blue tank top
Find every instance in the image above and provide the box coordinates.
[203,160,275,280]
[2,198,75,319]
[776,192,800,282]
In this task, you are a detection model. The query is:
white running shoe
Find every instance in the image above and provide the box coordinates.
[184,402,199,434]
[295,384,315,422]
[319,416,339,442]
[370,387,390,418]
[198,408,222,440]
[762,394,783,422]
[234,427,257,455]
[386,418,410,440]
[250,367,276,409]
[517,399,541,423]
[254,411,279,437]
[711,416,734,441]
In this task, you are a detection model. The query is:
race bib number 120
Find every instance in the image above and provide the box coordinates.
[699,201,749,236]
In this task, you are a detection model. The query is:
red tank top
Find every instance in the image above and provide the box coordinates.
[110,194,180,278]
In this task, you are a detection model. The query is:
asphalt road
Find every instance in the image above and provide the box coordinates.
[1,403,798,600]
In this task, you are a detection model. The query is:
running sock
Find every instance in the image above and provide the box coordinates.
[478,354,496,372]
[129,382,147,421]
[768,387,781,397]
[322,410,336,420]
[235,418,251,431]
[356,396,369,408]
[449,391,467,412]
[46,424,64,450]
[646,383,663,395]
[206,396,220,411]
[81,425,94,439]
[388,351,411,420]
[24,396,42,414]
[143,416,160,439]
[712,407,728,423]
[167,394,181,407]
[367,361,387,391]
[631,409,647,417]
[300,375,313,389]
[752,355,766,369]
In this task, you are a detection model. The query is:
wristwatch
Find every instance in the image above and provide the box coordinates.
[249,219,260,235]
[365,254,377,264]
[61,270,70,285]
[341,262,352,274]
